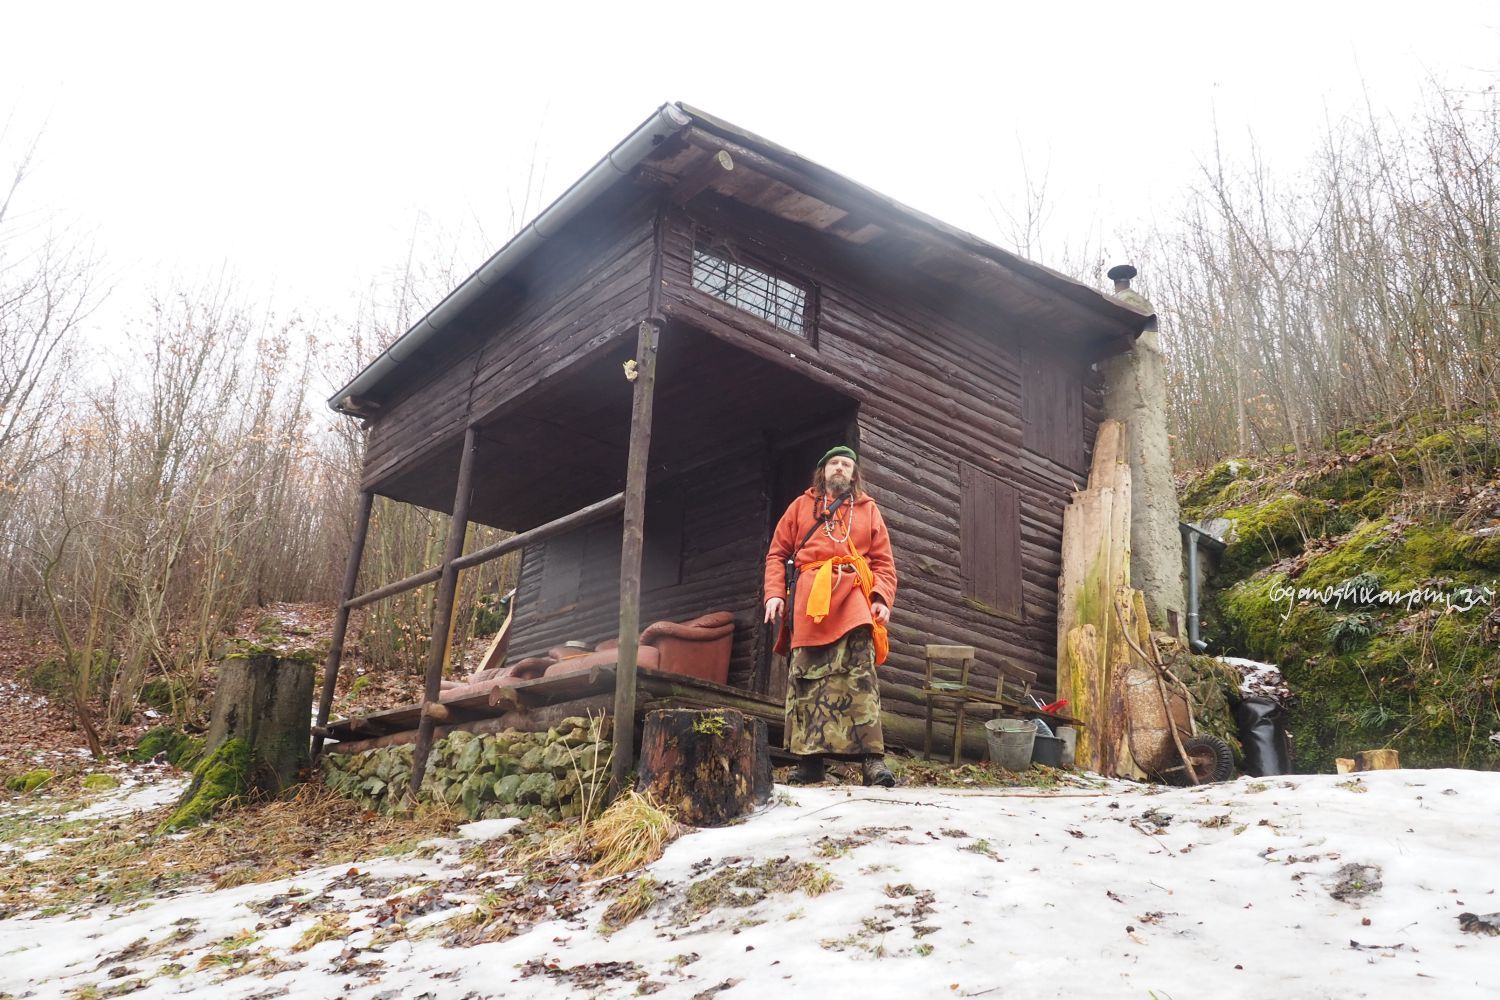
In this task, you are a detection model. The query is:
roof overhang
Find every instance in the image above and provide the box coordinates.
[331,103,1153,415]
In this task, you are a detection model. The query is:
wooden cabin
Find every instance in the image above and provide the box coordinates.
[315,104,1153,780]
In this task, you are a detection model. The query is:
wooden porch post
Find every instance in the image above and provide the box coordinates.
[409,426,480,797]
[610,320,661,791]
[312,489,374,760]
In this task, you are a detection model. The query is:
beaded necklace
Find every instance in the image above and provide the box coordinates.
[819,493,853,544]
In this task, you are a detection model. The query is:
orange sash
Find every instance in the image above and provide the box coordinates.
[800,535,889,665]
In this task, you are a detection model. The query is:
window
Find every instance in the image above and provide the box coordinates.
[959,462,1025,621]
[691,242,810,336]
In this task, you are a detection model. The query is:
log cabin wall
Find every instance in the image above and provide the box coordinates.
[658,202,1104,703]
[360,196,658,499]
[507,449,768,688]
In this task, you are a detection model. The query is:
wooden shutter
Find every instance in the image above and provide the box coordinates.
[1022,351,1085,472]
[960,462,1025,621]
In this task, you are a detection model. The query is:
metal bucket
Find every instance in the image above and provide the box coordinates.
[1031,734,1064,767]
[985,718,1036,770]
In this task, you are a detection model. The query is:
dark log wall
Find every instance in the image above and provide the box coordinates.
[659,206,1103,704]
[508,451,768,689]
[362,198,657,493]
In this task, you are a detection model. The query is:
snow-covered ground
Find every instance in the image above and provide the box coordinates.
[2,769,1497,999]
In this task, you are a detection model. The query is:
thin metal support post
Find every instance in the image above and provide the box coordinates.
[312,489,374,760]
[609,320,661,792]
[409,427,480,797]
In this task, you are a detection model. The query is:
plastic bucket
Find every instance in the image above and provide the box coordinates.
[985,718,1036,770]
[1031,734,1064,767]
[1054,726,1077,767]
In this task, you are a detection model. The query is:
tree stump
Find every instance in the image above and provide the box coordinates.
[636,708,770,827]
[163,651,315,830]
[1355,749,1400,771]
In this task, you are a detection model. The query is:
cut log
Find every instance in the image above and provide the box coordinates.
[1335,757,1356,774]
[636,708,770,827]
[1354,749,1400,771]
[164,651,314,830]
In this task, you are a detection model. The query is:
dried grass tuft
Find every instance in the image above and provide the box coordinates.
[292,913,349,952]
[586,790,682,879]
[600,876,660,934]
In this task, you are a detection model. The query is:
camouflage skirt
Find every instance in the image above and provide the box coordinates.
[785,625,885,756]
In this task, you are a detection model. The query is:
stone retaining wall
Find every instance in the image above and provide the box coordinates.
[321,716,612,822]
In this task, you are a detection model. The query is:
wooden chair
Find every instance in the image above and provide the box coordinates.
[923,644,978,764]
[922,644,1046,763]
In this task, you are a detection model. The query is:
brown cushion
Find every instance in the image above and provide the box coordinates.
[544,645,661,676]
[640,610,736,646]
[507,656,554,680]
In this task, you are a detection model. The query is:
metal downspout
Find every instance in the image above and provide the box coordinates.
[1184,526,1204,651]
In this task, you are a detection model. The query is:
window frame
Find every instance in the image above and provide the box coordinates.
[688,231,819,345]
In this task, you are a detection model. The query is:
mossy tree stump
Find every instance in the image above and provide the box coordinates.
[164,651,315,830]
[636,708,770,827]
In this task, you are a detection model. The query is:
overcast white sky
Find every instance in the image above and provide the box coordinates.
[3,1,1497,365]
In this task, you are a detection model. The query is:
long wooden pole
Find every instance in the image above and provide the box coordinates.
[342,492,625,611]
[311,489,374,760]
[609,320,661,791]
[408,426,480,797]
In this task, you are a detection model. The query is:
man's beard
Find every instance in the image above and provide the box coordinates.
[826,473,852,495]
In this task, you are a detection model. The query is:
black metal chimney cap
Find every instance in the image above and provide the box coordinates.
[1107,264,1138,282]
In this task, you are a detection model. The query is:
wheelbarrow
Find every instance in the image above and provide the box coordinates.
[1116,606,1233,785]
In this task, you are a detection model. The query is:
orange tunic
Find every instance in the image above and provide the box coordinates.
[763,490,898,649]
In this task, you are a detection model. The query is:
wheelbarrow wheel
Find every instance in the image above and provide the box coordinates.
[1174,735,1234,784]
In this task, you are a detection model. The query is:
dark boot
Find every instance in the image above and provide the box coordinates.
[862,755,895,788]
[787,755,826,785]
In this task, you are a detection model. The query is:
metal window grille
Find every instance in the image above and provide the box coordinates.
[691,244,808,336]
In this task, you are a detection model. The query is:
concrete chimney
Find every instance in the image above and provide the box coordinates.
[1098,264,1187,636]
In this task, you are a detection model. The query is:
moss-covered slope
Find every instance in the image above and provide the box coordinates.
[1181,411,1500,772]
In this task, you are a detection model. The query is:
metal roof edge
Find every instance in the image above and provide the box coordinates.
[675,103,1153,331]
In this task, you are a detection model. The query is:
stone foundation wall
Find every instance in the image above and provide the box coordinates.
[321,717,613,823]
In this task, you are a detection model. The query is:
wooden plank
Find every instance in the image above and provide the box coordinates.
[611,320,661,790]
[1055,418,1132,774]
[671,149,735,206]
[924,644,976,660]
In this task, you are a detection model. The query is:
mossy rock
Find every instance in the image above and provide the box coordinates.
[542,741,578,770]
[82,773,120,791]
[516,772,557,806]
[519,745,546,771]
[1216,495,1331,583]
[1181,460,1257,518]
[129,726,206,769]
[5,769,54,793]
[1302,456,1403,505]
[1216,561,1500,773]
[159,739,252,832]
[494,774,523,804]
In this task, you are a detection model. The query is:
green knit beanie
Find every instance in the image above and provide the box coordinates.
[818,446,857,467]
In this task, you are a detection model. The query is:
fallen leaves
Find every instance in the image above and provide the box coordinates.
[1458,911,1500,936]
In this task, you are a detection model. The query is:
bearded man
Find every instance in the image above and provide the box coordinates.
[764,446,898,787]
